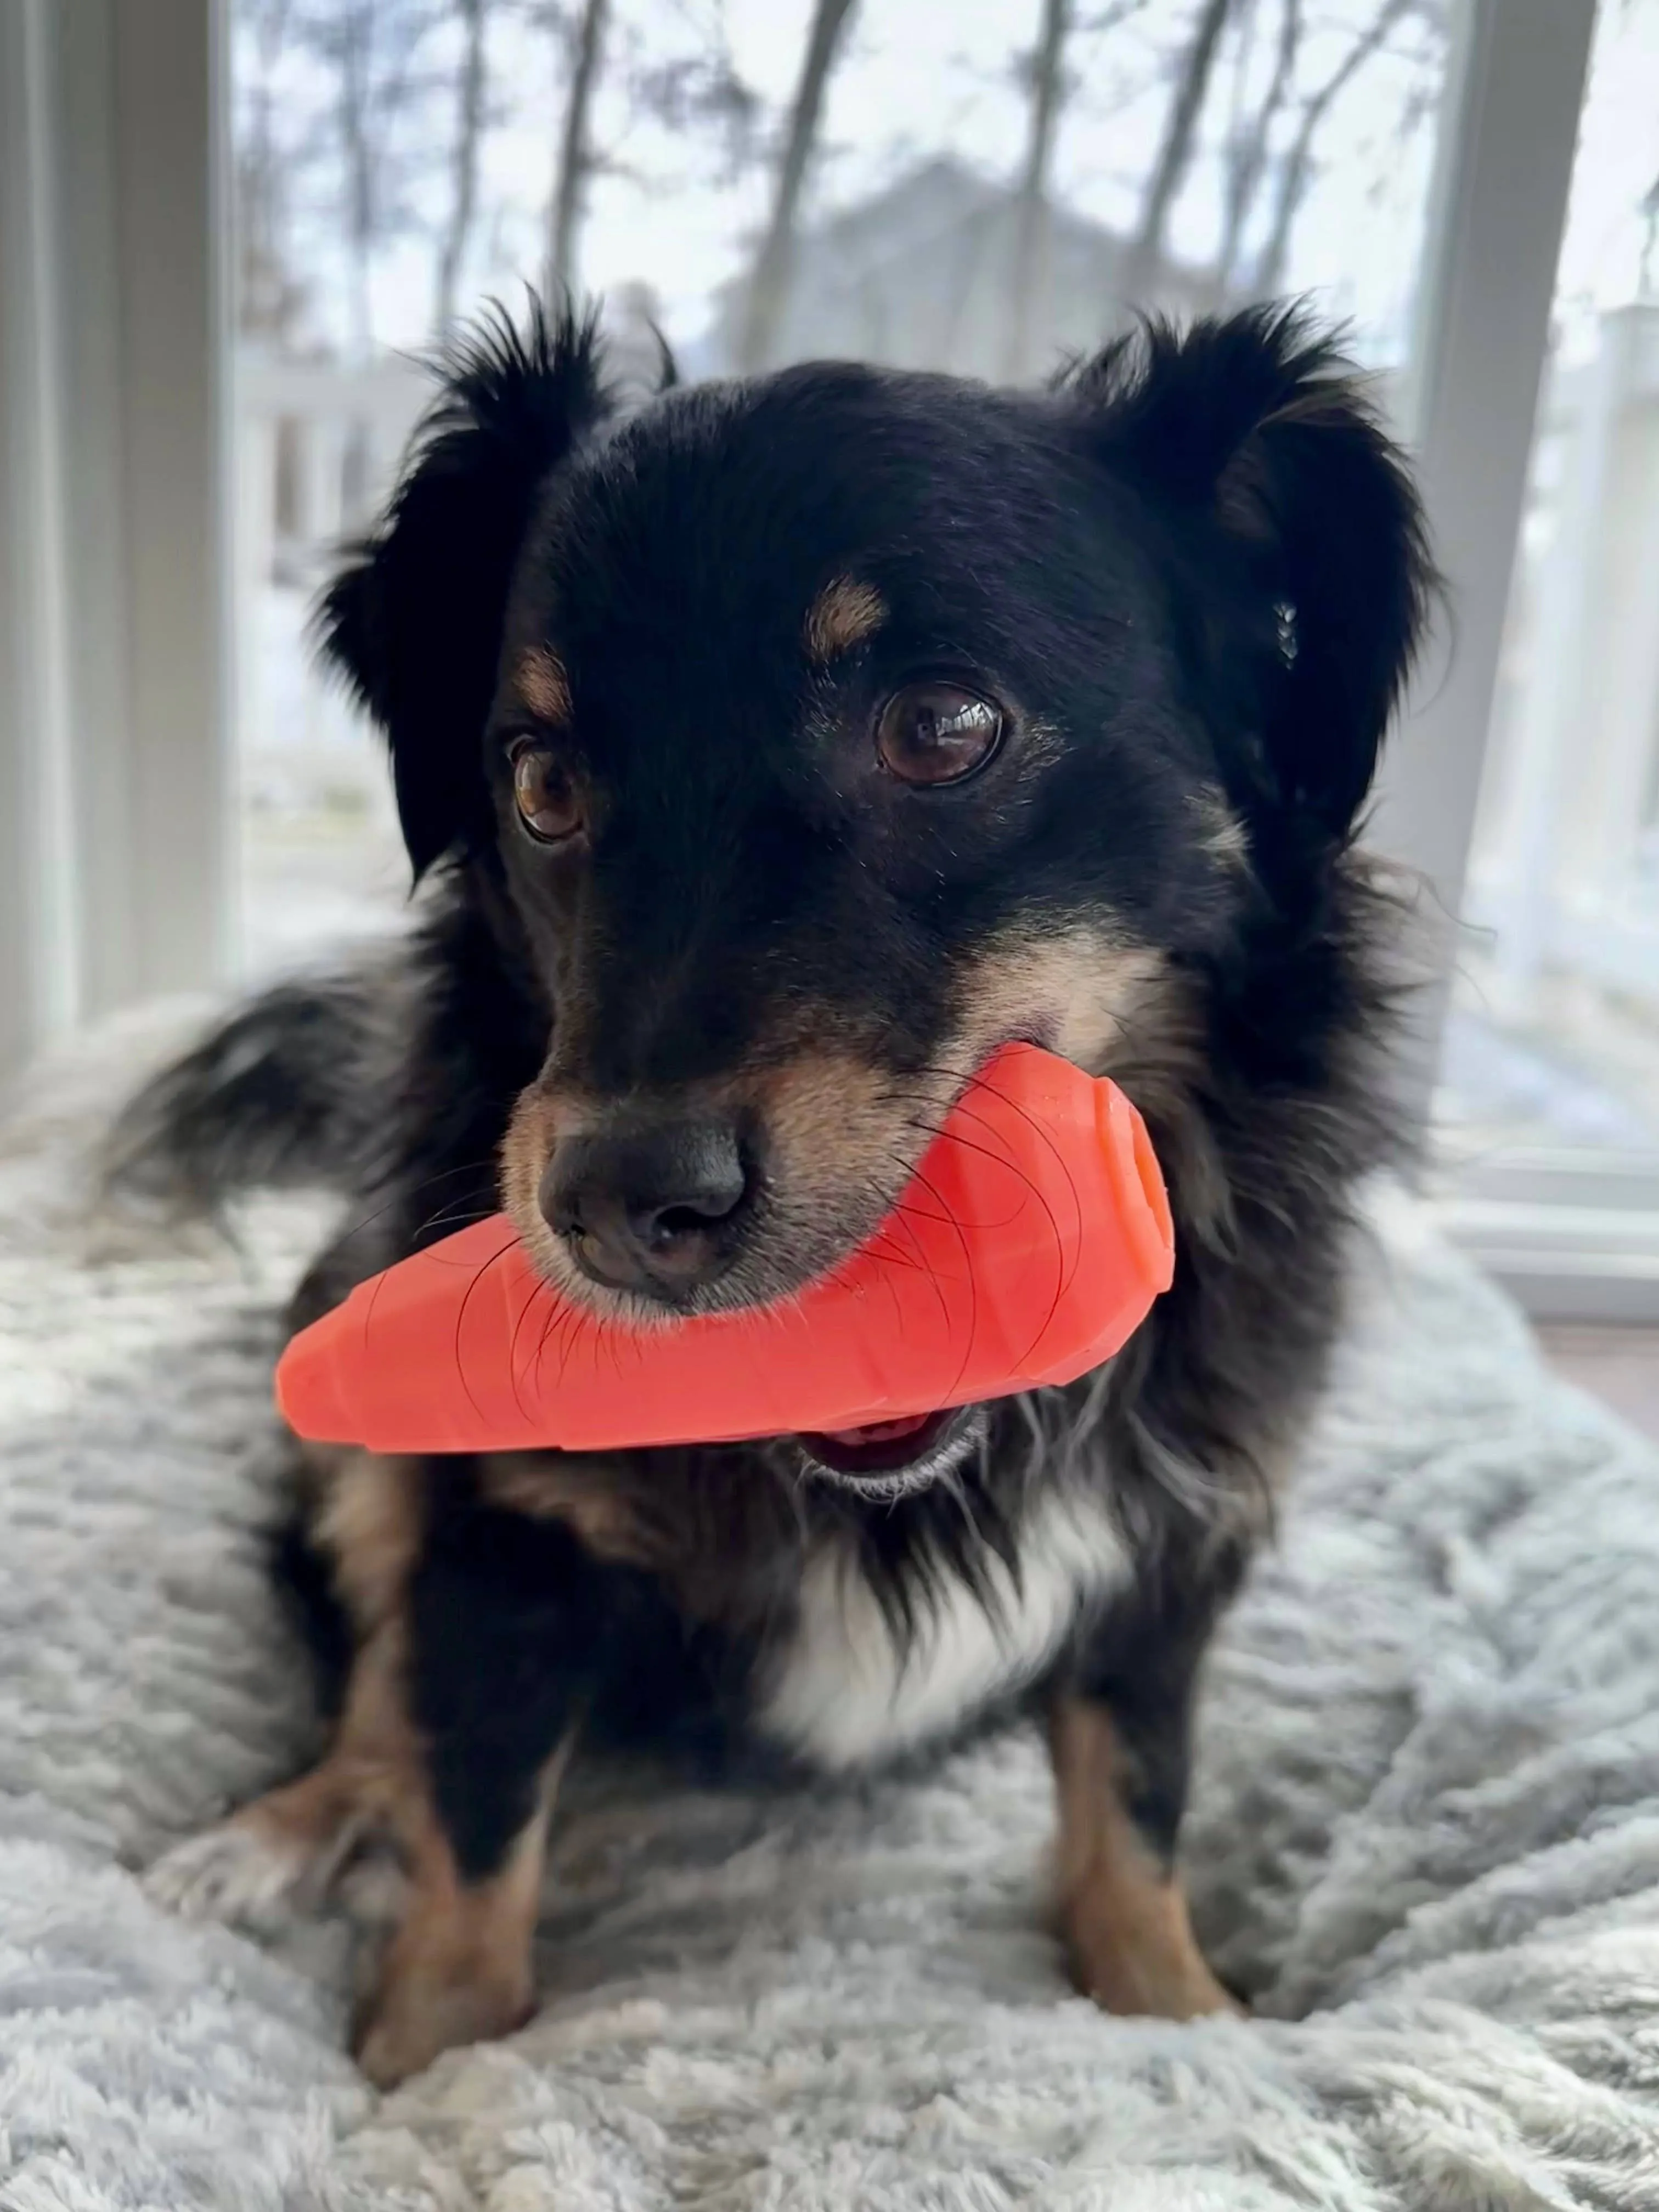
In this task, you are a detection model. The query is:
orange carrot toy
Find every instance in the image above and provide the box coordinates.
[275,1044,1173,1457]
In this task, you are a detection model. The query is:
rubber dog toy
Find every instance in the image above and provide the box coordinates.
[275,1043,1173,1457]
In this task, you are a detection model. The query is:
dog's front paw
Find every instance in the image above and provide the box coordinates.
[145,1757,377,1928]
[1063,1880,1246,2022]
[145,1816,323,1927]
[353,1949,535,2090]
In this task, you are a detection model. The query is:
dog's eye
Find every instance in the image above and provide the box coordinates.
[511,744,586,844]
[875,683,1003,786]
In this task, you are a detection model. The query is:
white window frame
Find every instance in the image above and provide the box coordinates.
[3,0,1649,1321]
[1434,1150,1659,1322]
[1376,0,1659,1321]
[1380,0,1597,949]
[0,0,233,1078]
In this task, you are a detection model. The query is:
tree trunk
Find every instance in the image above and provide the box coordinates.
[239,4,289,338]
[545,0,610,305]
[1121,0,1233,311]
[1254,0,1406,297]
[1214,0,1299,301]
[339,2,377,359]
[736,0,858,374]
[1000,0,1071,382]
[435,0,489,335]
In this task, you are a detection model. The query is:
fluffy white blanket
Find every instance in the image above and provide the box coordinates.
[5,1018,1659,2211]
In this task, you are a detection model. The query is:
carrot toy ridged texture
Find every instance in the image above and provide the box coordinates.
[275,1043,1174,1456]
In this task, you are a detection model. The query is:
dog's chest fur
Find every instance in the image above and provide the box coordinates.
[757,1486,1130,1769]
[473,1443,1131,1773]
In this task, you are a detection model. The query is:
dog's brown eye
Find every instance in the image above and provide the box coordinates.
[876,683,1003,786]
[511,746,585,844]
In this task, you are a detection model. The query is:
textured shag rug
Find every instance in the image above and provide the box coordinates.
[7,1014,1659,2212]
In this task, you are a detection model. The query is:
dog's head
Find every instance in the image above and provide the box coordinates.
[322,301,1431,1485]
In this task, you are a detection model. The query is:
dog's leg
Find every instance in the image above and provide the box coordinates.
[350,1475,635,2087]
[147,1451,425,1922]
[351,1735,571,2090]
[150,1448,646,2086]
[1048,1566,1241,2019]
[143,1764,358,1922]
[1048,1696,1234,2017]
[145,1618,409,1920]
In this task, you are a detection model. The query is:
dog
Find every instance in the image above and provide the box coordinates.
[117,298,1431,2087]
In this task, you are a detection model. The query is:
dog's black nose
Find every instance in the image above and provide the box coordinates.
[540,1120,751,1297]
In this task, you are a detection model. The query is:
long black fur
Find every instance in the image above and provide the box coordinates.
[116,300,1432,1904]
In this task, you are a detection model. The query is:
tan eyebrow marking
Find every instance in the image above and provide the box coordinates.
[804,577,887,665]
[512,646,572,725]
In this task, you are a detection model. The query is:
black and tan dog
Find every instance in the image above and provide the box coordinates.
[121,300,1431,2086]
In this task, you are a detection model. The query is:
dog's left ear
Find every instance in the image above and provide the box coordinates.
[1064,306,1435,840]
[318,301,613,877]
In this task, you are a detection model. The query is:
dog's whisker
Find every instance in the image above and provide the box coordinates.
[328,1159,500,1255]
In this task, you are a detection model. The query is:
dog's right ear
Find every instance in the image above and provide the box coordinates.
[319,301,612,878]
[1061,307,1434,847]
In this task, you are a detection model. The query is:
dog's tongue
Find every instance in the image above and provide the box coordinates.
[818,1412,937,1448]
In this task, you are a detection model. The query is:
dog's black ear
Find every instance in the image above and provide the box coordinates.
[318,300,612,877]
[1064,305,1435,840]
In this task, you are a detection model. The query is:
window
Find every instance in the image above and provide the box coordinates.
[226,0,1454,973]
[17,0,1652,1325]
[1427,2,1659,1314]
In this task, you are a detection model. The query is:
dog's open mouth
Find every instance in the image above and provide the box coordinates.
[795,1407,965,1480]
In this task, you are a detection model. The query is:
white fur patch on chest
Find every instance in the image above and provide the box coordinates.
[758,1486,1130,1771]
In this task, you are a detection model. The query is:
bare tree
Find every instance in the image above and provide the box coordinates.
[1121,0,1234,308]
[303,0,438,358]
[1001,0,1072,382]
[545,0,610,303]
[1214,0,1300,299]
[236,0,307,342]
[335,3,383,357]
[737,0,859,374]
[629,41,761,190]
[434,0,490,335]
[1253,0,1409,295]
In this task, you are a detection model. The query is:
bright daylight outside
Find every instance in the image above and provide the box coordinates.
[231,0,1659,1182]
[1437,4,1659,1170]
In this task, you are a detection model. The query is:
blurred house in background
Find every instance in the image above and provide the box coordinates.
[692,157,1209,381]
